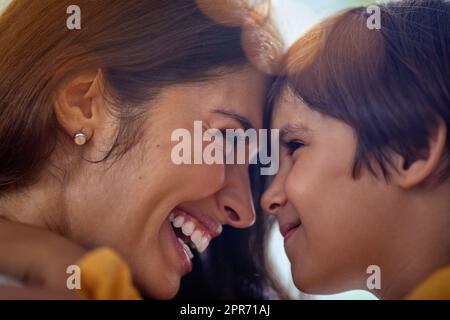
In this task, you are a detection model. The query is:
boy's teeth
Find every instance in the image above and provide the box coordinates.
[173,216,185,228]
[169,212,175,222]
[181,221,195,236]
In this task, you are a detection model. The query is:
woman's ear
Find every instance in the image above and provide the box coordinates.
[393,118,447,189]
[54,69,106,143]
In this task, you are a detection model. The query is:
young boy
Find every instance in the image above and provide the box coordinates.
[262,0,450,299]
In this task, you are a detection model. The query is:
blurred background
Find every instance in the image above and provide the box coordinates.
[272,0,373,47]
[0,0,8,12]
[0,0,377,300]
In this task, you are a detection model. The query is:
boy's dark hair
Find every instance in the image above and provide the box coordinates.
[269,0,450,182]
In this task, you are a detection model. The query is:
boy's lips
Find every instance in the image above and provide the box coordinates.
[279,220,302,242]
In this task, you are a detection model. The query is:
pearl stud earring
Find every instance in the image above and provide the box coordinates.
[73,132,87,146]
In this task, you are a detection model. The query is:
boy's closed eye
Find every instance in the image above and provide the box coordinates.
[282,139,305,155]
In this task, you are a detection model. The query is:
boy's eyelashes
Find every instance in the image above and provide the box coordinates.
[282,139,305,155]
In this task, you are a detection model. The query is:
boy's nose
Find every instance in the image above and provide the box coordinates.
[261,174,287,215]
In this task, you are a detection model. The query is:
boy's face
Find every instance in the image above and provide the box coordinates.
[261,90,407,295]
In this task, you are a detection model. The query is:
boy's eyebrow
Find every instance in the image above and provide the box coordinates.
[211,108,254,130]
[279,123,310,139]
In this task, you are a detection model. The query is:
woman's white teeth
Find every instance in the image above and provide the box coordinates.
[178,238,194,259]
[182,221,195,236]
[171,216,211,253]
[173,215,185,228]
[197,236,209,253]
[191,230,202,245]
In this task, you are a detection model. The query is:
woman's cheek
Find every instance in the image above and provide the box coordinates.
[179,163,226,197]
[200,163,225,190]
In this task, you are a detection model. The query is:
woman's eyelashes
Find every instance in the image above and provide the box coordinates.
[219,128,248,145]
[202,128,248,158]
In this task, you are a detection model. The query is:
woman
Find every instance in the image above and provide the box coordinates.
[0,0,281,299]
[262,0,450,299]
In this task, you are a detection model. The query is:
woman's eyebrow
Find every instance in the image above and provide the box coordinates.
[211,108,254,130]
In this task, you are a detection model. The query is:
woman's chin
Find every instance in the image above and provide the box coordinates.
[137,273,181,299]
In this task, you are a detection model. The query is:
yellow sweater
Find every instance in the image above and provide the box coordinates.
[406,265,450,300]
[76,247,141,300]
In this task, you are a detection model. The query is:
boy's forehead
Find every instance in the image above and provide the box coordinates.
[271,88,310,126]
[272,99,300,129]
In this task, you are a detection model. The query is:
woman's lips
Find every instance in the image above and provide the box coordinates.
[279,221,302,243]
[175,207,223,238]
[168,219,193,275]
[167,207,223,276]
[170,212,212,253]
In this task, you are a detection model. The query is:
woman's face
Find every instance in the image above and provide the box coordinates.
[62,67,268,298]
[261,89,404,295]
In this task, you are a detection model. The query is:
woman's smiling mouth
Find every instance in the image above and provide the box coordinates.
[168,207,223,274]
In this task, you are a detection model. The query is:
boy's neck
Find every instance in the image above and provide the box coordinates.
[378,191,450,299]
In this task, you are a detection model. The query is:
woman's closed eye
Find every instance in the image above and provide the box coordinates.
[203,128,248,158]
[219,129,249,149]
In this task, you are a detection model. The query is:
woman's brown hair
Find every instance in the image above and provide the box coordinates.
[0,0,282,299]
[0,0,279,191]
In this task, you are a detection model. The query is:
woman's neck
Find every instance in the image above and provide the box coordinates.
[0,176,67,235]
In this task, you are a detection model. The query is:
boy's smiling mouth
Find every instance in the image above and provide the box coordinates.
[280,219,302,243]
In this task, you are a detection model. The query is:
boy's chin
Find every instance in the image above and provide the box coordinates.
[292,267,353,296]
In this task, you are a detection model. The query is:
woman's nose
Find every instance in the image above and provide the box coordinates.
[261,173,287,215]
[217,165,256,228]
